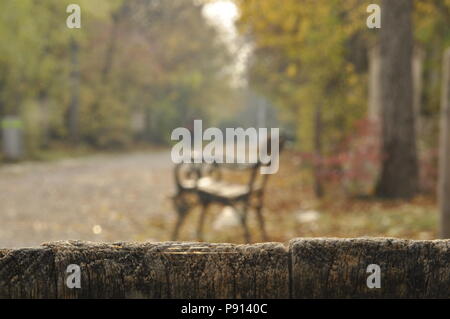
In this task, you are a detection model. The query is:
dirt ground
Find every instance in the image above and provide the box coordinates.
[0,151,175,248]
[0,149,438,248]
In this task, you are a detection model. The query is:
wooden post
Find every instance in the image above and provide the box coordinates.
[290,238,450,298]
[439,48,450,238]
[1,239,450,299]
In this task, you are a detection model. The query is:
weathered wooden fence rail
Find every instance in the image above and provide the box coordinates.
[1,238,449,299]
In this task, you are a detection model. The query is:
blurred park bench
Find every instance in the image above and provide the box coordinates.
[171,136,286,243]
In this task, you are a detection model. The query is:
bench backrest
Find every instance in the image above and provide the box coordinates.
[174,135,287,195]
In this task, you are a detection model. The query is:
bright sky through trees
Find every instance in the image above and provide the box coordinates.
[203,0,238,37]
[203,0,249,87]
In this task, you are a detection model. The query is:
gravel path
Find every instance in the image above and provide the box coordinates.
[0,151,175,248]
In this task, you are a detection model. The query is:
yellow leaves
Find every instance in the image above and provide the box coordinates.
[286,64,297,78]
[415,0,436,16]
[282,14,297,32]
[77,0,124,20]
[414,0,450,46]
[237,0,371,153]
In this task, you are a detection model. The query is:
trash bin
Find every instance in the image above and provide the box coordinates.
[1,116,24,161]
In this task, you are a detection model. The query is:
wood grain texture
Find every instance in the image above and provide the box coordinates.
[1,238,450,299]
[1,241,289,299]
[290,238,450,298]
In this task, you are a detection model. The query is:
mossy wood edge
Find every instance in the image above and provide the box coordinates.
[0,238,449,298]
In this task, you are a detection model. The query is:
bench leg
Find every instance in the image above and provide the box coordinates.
[255,205,268,241]
[238,202,251,243]
[241,213,251,243]
[197,201,210,242]
[171,193,192,241]
[172,212,187,241]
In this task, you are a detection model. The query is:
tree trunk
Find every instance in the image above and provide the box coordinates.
[375,0,419,198]
[313,104,324,198]
[67,37,80,143]
[439,49,450,238]
[1,239,449,299]
[368,44,381,122]
[101,11,121,84]
[369,44,424,129]
[413,46,424,136]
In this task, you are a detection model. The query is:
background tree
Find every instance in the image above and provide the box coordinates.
[439,49,450,238]
[375,0,419,198]
[237,0,369,197]
[0,0,233,151]
[237,0,450,198]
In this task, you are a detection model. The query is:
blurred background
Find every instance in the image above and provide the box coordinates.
[0,0,449,248]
